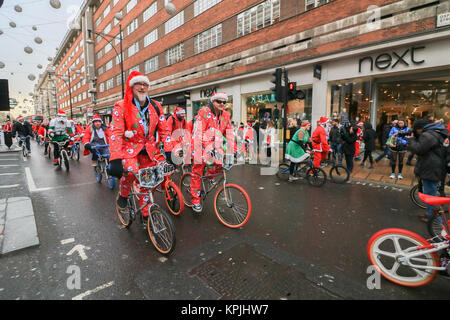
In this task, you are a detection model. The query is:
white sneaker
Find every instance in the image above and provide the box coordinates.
[192,203,202,213]
[389,173,395,179]
[397,174,403,180]
[288,175,299,182]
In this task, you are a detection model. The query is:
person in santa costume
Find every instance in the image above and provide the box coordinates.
[311,116,330,168]
[82,114,111,166]
[48,110,74,165]
[107,71,170,218]
[37,120,49,153]
[164,106,191,165]
[190,92,236,213]
[238,122,254,162]
[285,120,311,182]
[354,121,364,160]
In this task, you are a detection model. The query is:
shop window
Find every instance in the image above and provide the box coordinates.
[330,81,372,124]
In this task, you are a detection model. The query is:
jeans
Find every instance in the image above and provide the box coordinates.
[422,179,439,217]
[18,134,31,152]
[375,147,391,162]
[330,142,343,165]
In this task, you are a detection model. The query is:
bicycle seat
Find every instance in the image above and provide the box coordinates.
[418,192,450,206]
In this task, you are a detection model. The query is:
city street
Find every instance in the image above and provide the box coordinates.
[0,140,449,300]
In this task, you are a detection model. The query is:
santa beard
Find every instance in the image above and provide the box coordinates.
[136,93,147,105]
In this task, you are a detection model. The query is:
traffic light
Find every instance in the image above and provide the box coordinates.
[270,68,284,102]
[287,82,306,100]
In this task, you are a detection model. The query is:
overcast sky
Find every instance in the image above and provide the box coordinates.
[0,0,84,111]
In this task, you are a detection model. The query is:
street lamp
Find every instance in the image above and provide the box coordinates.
[49,67,82,119]
[86,12,124,98]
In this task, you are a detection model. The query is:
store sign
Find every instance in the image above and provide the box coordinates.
[200,87,217,98]
[359,46,425,73]
[437,12,450,27]
[249,94,277,104]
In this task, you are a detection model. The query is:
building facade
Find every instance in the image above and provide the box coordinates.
[36,0,450,132]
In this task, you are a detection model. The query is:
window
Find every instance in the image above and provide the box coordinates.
[129,65,140,74]
[105,59,113,71]
[113,0,119,6]
[116,54,122,65]
[97,50,103,60]
[106,78,114,90]
[104,42,112,54]
[144,29,158,47]
[127,18,138,35]
[95,17,101,27]
[305,0,333,10]
[103,5,110,18]
[166,43,184,66]
[195,24,222,54]
[144,56,158,74]
[165,11,184,34]
[116,73,122,87]
[97,66,104,75]
[126,0,137,13]
[143,2,157,22]
[128,42,139,58]
[237,0,280,37]
[194,0,222,17]
[104,23,111,35]
[99,83,105,93]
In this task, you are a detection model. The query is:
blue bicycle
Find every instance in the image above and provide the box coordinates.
[92,144,115,190]
[68,136,81,161]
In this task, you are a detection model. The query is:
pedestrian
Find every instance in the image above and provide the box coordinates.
[311,117,330,168]
[340,123,357,173]
[354,121,364,161]
[262,120,275,159]
[285,120,311,182]
[328,119,343,165]
[408,119,448,222]
[375,119,396,163]
[360,122,376,168]
[388,119,410,179]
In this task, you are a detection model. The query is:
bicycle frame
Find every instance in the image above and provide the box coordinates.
[397,240,450,271]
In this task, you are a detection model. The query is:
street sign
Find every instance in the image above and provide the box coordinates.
[437,12,450,27]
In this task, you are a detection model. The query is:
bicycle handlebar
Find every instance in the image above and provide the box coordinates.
[91,144,110,149]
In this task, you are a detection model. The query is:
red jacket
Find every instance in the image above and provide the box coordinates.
[165,114,190,152]
[311,125,330,153]
[3,122,12,132]
[110,99,170,161]
[82,124,111,146]
[37,126,46,137]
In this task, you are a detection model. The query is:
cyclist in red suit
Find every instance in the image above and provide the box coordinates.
[164,107,191,165]
[354,121,363,160]
[107,71,170,219]
[311,116,330,168]
[190,92,236,213]
[82,114,112,166]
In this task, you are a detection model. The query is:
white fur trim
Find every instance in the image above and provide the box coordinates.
[124,130,134,138]
[176,109,186,115]
[129,75,150,87]
[210,92,228,102]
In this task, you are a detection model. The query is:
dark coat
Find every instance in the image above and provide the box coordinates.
[408,122,448,182]
[329,126,342,144]
[12,121,33,137]
[362,122,376,151]
[341,126,357,155]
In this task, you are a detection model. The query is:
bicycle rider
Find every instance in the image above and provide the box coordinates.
[82,114,111,167]
[285,120,312,182]
[48,110,73,166]
[12,115,33,154]
[191,92,237,213]
[107,71,170,222]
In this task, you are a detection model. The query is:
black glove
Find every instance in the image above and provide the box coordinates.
[108,159,124,178]
[84,143,92,151]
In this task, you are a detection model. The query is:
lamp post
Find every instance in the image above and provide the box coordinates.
[49,67,82,119]
[87,12,124,98]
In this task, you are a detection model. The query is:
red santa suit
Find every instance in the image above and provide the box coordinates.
[190,92,236,205]
[354,121,363,159]
[82,114,112,156]
[110,71,170,217]
[311,117,330,168]
[3,121,12,132]
[164,107,191,164]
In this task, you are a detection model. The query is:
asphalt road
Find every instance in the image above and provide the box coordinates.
[0,139,449,300]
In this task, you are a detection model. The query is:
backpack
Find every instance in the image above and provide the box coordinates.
[429,130,450,174]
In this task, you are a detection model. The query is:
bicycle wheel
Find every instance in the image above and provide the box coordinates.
[427,215,449,239]
[179,172,193,207]
[22,146,27,158]
[107,176,116,190]
[214,184,251,228]
[276,163,290,181]
[95,165,102,183]
[329,165,350,184]
[62,151,70,171]
[410,184,427,209]
[147,207,176,255]
[116,194,133,228]
[367,228,439,287]
[75,144,80,161]
[306,167,326,187]
[164,181,184,216]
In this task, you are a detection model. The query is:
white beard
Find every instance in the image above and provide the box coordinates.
[136,94,147,105]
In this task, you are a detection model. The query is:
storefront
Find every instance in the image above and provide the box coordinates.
[153,91,190,117]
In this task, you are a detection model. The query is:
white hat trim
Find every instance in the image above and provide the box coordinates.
[129,75,150,87]
[176,109,186,115]
[210,92,228,102]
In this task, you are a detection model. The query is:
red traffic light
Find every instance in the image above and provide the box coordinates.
[288,82,295,91]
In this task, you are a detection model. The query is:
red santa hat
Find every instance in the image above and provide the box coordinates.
[174,107,186,115]
[124,71,151,139]
[92,114,102,123]
[17,115,23,120]
[317,116,329,125]
[57,110,66,116]
[357,121,364,127]
[210,92,228,102]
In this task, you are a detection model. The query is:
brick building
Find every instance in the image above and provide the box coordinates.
[36,0,450,135]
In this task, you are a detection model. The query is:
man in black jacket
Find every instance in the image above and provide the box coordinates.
[11,115,33,153]
[408,119,448,222]
[329,119,343,165]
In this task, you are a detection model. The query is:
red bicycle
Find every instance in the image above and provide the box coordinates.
[367,192,450,287]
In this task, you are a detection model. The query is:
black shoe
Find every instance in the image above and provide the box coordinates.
[116,195,128,209]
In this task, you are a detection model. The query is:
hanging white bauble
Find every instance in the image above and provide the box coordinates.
[9,22,17,28]
[14,5,22,12]
[49,0,61,9]
[0,62,5,69]
[47,57,53,61]
[28,74,36,81]
[32,26,37,31]
[24,46,33,54]
[37,64,43,69]
[34,37,43,44]
[165,2,177,15]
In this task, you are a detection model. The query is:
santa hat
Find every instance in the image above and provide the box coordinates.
[92,114,102,123]
[317,116,329,125]
[123,71,152,139]
[301,120,310,127]
[210,92,228,102]
[357,121,364,127]
[174,107,186,115]
[17,115,23,120]
[57,110,66,116]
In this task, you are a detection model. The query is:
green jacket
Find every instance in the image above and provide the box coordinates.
[285,128,310,163]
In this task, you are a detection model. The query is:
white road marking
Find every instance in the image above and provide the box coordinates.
[60,238,75,245]
[0,173,21,176]
[67,244,90,261]
[0,184,20,188]
[25,167,37,192]
[72,281,114,300]
[0,159,19,161]
[0,164,19,167]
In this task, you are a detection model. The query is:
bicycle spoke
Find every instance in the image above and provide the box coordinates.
[373,248,397,259]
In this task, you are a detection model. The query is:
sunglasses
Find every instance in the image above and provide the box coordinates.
[215,100,227,104]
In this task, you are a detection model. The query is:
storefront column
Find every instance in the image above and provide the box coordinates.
[370,80,378,129]
[232,84,241,125]
[311,64,328,131]
[186,98,193,122]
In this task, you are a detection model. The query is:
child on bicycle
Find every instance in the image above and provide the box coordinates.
[285,120,311,182]
[82,114,111,166]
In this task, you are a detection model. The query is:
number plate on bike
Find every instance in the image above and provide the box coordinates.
[162,162,175,176]
[138,166,164,188]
